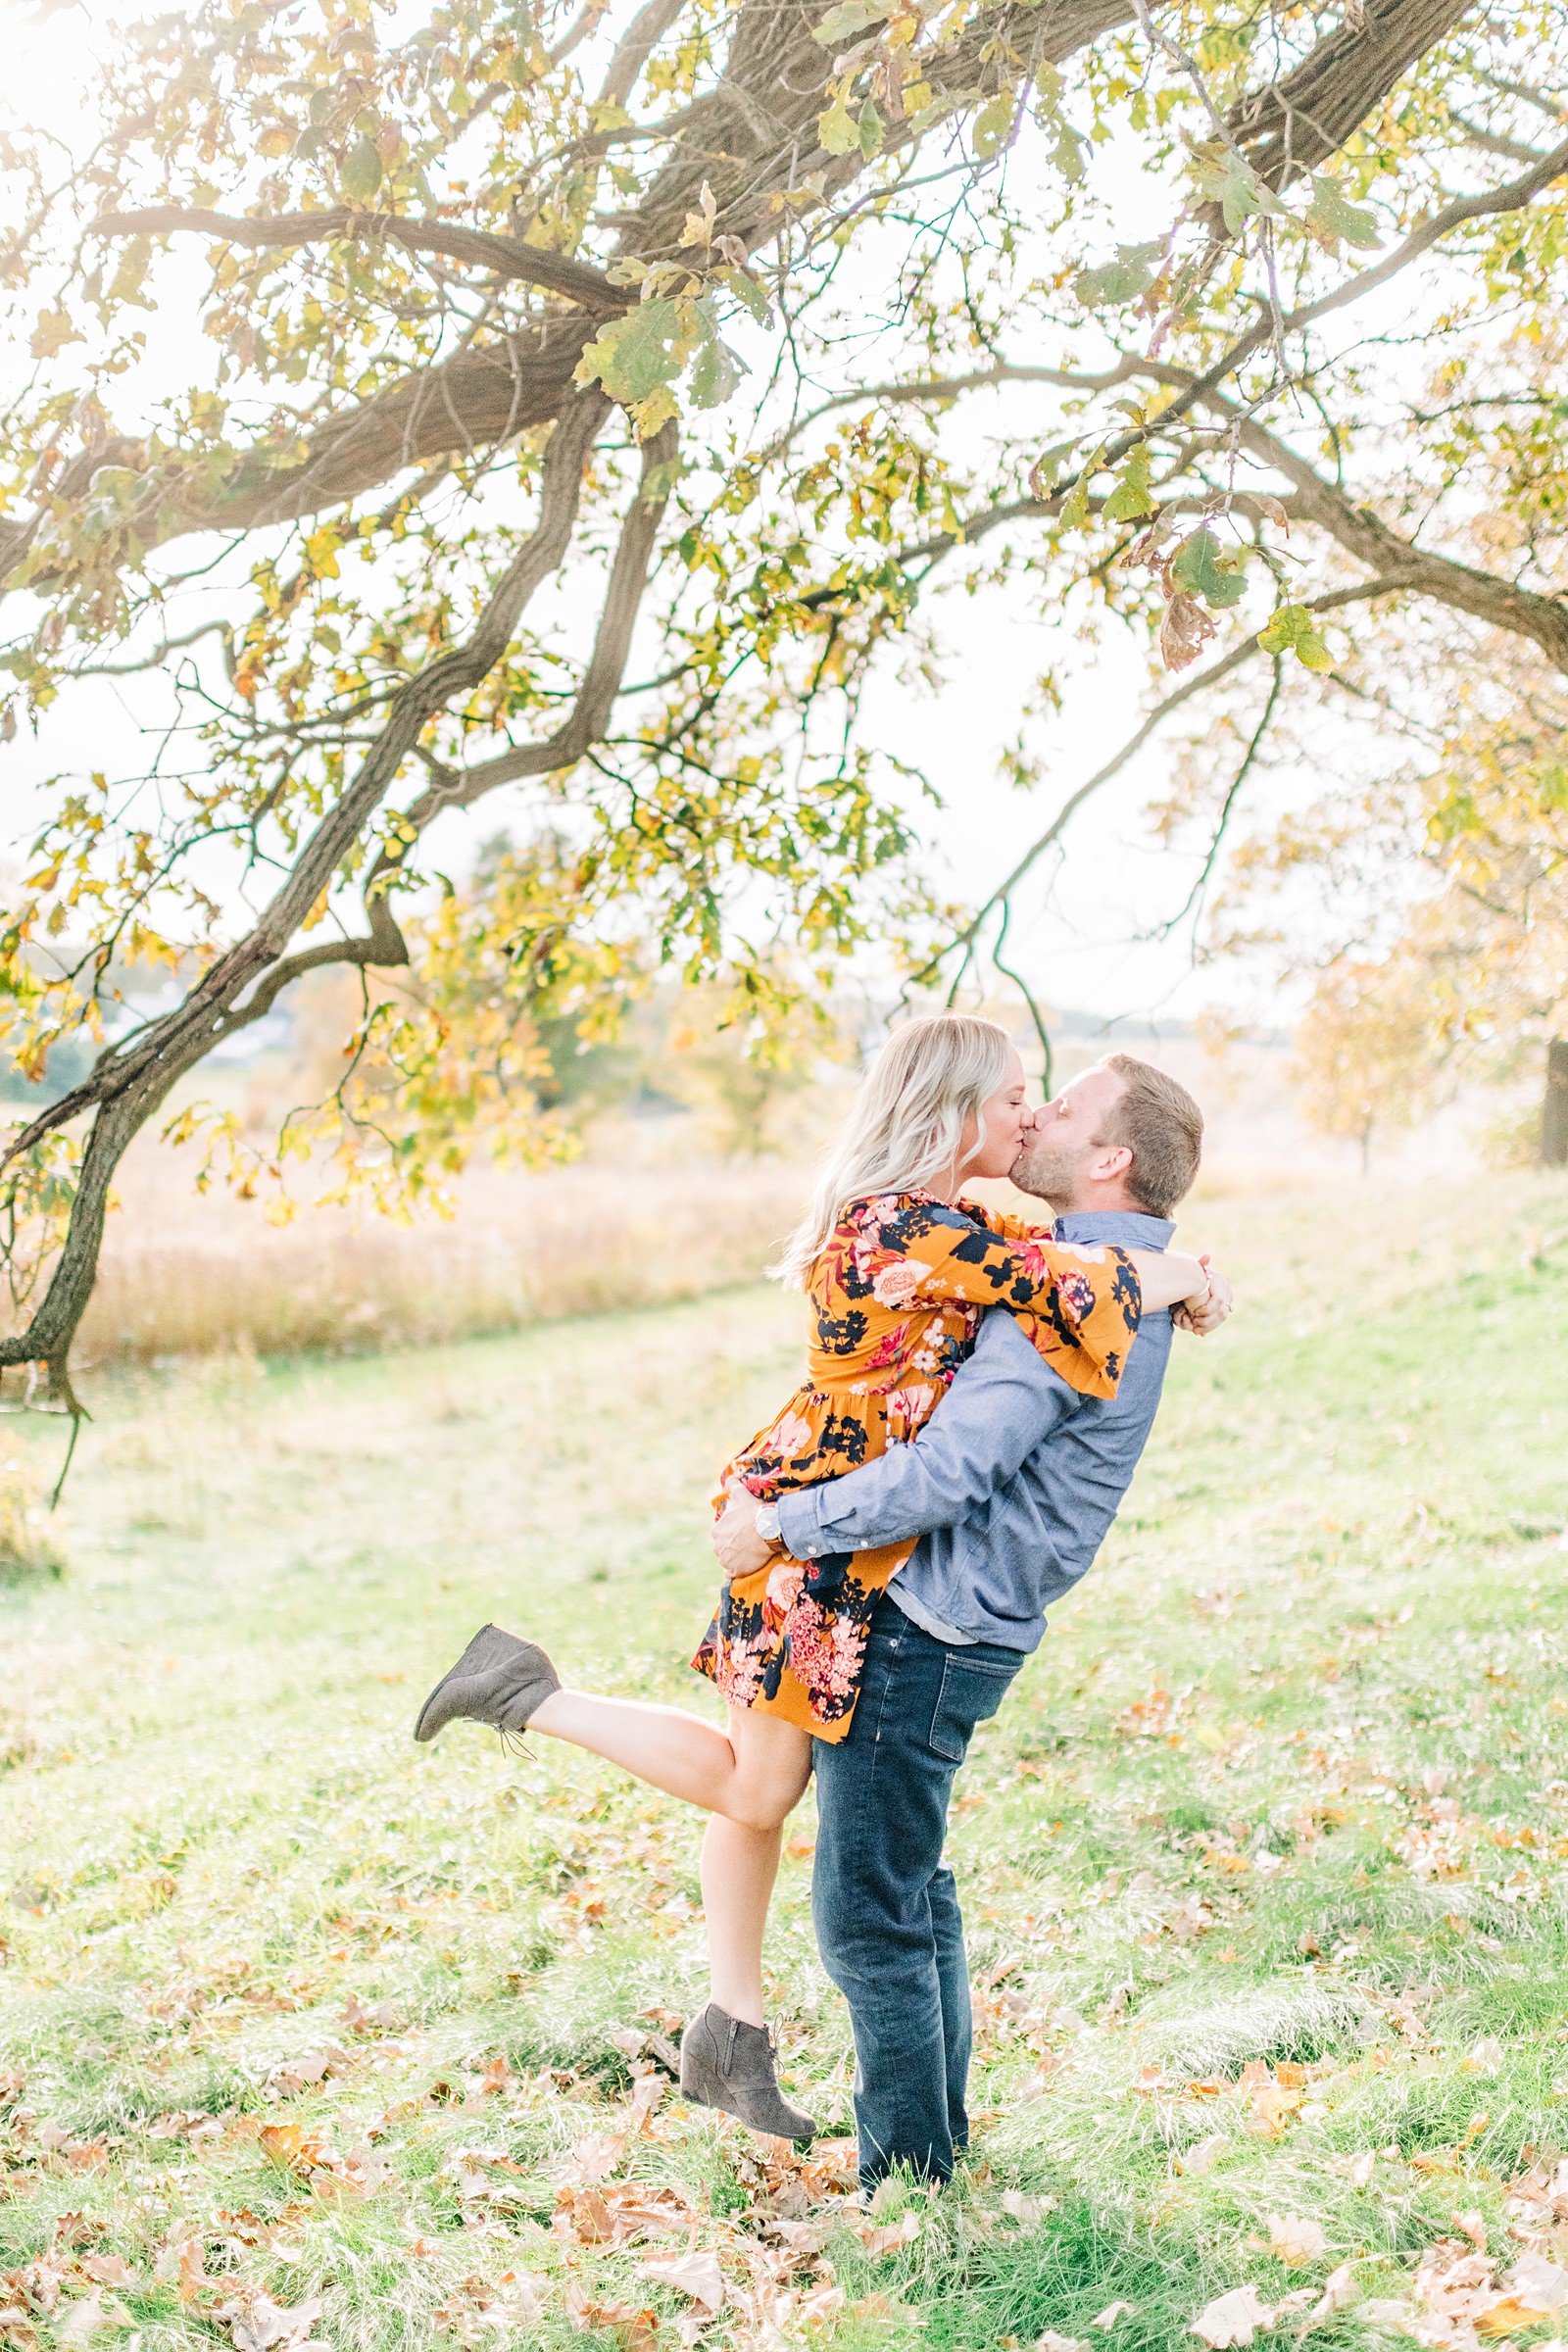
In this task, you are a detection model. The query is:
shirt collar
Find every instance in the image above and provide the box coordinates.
[1052,1207,1175,1250]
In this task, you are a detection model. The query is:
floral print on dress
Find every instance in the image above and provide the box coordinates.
[692,1191,1141,1741]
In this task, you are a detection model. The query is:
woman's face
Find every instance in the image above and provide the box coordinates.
[956,1048,1032,1182]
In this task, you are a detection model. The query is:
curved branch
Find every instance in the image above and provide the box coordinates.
[910,574,1418,986]
[396,418,681,823]
[1149,656,1284,937]
[1202,393,1568,675]
[95,205,627,315]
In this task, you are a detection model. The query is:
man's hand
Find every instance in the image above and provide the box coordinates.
[1172,1254,1233,1338]
[712,1490,780,1577]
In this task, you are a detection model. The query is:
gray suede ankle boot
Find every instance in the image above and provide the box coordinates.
[414,1624,561,1743]
[679,2002,815,2142]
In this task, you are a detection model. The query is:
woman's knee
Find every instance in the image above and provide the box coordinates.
[728,1784,804,1834]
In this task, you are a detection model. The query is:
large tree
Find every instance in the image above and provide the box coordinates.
[3,0,1567,1398]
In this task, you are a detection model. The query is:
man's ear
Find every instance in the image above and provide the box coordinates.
[1089,1143,1134,1186]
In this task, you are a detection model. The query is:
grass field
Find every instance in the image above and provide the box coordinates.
[4,1175,1568,2352]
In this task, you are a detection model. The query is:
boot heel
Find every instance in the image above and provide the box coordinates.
[678,2002,815,2143]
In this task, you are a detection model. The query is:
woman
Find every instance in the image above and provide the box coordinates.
[414,1016,1209,2138]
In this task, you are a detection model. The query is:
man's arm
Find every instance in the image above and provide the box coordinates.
[770,1312,1079,1563]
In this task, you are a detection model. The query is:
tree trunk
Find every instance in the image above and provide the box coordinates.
[1543,1038,1568,1169]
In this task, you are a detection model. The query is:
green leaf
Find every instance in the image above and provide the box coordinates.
[721,269,772,327]
[573,298,688,403]
[811,0,889,42]
[1170,526,1247,610]
[1191,141,1285,235]
[817,91,860,155]
[1102,443,1154,522]
[858,95,884,156]
[1258,601,1334,671]
[972,93,1014,159]
[1075,241,1161,306]
[1052,120,1085,182]
[340,135,383,205]
[691,330,746,409]
[1058,443,1103,532]
[1027,436,1079,498]
[1306,174,1383,250]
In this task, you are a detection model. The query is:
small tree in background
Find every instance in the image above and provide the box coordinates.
[1292,958,1446,1174]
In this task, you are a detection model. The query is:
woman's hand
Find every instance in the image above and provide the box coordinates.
[712,1492,781,1577]
[1125,1247,1209,1314]
[1173,1254,1233,1338]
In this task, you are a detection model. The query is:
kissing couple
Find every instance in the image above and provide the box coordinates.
[415,1013,1231,2189]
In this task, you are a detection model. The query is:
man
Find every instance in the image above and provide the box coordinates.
[712,1053,1227,2189]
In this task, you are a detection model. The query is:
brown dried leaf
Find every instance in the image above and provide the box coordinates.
[217,2293,324,2352]
[258,2125,327,2178]
[77,2261,135,2291]
[564,2283,660,2349]
[640,2251,725,2313]
[1158,592,1217,674]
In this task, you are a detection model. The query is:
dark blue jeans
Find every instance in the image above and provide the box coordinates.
[811,1594,1023,2188]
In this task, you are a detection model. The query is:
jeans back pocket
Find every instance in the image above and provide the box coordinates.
[927,1653,1020,1764]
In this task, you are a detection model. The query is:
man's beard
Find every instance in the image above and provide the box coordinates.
[1009,1134,1088,1204]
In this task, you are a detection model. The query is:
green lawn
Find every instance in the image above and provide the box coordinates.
[3,1175,1568,2352]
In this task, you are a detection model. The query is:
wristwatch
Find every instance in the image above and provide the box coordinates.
[755,1501,783,1548]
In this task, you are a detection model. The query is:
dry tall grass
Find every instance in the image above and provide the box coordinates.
[75,1151,810,1364]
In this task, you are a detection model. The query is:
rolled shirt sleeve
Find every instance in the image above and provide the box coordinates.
[775,1312,1079,1559]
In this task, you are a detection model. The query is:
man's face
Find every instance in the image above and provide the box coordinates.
[1010,1065,1128,1205]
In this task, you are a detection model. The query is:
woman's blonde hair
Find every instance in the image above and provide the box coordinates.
[772,1013,1016,1290]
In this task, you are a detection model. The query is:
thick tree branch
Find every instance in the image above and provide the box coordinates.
[1221,0,1479,200]
[95,205,627,314]
[597,0,686,107]
[1201,395,1568,676]
[397,418,681,822]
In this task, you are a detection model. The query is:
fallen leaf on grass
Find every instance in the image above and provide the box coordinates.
[217,2292,324,2352]
[1,2266,64,2317]
[1246,2083,1302,2139]
[565,2283,660,2349]
[1091,2305,1132,2329]
[640,2251,725,2313]
[854,2212,920,2259]
[1309,2266,1359,2319]
[55,2295,133,2345]
[77,2261,135,2291]
[562,2132,627,2186]
[562,2188,617,2245]
[258,2125,327,2177]
[1191,2285,1272,2347]
[1178,2135,1229,2177]
[1505,2252,1568,2309]
[1266,2214,1326,2267]
[1478,2299,1551,2339]
[629,2075,667,2129]
[1002,2191,1055,2223]
[1035,2333,1087,2352]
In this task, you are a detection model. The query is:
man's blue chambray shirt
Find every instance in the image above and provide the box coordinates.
[773,1209,1176,1652]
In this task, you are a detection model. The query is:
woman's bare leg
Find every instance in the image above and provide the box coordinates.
[702,1815,785,2027]
[527,1685,810,1833]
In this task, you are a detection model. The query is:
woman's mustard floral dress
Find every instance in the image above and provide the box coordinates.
[691,1191,1141,1740]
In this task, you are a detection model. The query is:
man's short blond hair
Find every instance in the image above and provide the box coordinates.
[1095,1054,1203,1219]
